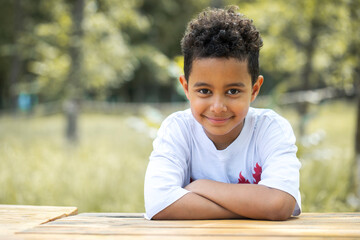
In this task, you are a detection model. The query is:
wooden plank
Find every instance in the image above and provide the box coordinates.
[19,212,360,239]
[20,225,360,238]
[19,225,360,237]
[0,204,77,239]
[22,212,360,228]
[10,235,294,240]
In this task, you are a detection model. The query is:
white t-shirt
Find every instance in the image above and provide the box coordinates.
[144,107,301,220]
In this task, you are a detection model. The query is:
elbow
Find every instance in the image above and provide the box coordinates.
[265,195,295,221]
[152,210,168,220]
[151,213,161,220]
[152,206,176,220]
[267,209,292,221]
[152,215,162,220]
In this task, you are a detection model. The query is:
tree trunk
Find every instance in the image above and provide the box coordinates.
[348,0,360,199]
[355,78,360,198]
[297,17,317,137]
[354,63,360,199]
[8,0,23,112]
[64,0,84,143]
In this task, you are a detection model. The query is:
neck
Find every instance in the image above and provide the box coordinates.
[204,120,244,150]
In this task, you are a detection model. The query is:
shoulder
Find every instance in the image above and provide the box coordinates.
[151,109,194,159]
[160,109,194,130]
[155,109,195,141]
[164,108,193,123]
[248,107,286,122]
[248,107,293,132]
[247,107,295,144]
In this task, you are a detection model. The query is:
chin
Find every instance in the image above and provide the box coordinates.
[204,127,232,137]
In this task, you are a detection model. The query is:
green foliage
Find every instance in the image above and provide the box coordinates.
[0,0,214,104]
[26,0,142,101]
[118,0,212,102]
[1,0,358,106]
[229,0,357,94]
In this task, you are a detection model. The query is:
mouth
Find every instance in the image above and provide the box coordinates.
[204,116,232,125]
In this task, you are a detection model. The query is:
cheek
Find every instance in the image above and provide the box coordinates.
[191,104,204,116]
[189,97,207,112]
[230,99,250,114]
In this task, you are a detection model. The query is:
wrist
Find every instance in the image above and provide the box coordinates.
[185,179,218,196]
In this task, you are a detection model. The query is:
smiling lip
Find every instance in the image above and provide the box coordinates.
[205,116,232,124]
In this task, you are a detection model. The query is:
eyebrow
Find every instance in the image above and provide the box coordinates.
[193,82,246,88]
[193,82,212,87]
[225,83,246,88]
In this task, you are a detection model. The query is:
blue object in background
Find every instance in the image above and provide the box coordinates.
[18,92,32,112]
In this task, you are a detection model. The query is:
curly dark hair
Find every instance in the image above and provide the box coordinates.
[181,6,263,84]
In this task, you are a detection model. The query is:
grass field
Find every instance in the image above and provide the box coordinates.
[0,113,153,213]
[0,100,358,213]
[279,100,358,212]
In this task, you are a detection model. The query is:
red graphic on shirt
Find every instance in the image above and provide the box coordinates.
[238,163,262,184]
[238,172,250,184]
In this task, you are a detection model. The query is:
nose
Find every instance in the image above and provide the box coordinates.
[210,96,227,113]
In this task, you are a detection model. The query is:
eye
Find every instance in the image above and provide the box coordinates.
[198,89,212,95]
[226,89,240,95]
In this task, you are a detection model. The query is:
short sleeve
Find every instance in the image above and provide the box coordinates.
[256,115,302,216]
[144,114,191,220]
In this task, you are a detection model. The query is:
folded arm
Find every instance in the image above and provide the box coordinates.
[154,179,295,221]
[186,179,295,220]
[152,191,242,220]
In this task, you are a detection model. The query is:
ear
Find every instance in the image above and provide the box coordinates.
[251,75,264,102]
[179,75,190,100]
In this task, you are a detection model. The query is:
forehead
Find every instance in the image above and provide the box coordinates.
[189,58,251,85]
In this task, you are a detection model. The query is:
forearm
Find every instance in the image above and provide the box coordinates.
[152,192,242,220]
[187,180,296,220]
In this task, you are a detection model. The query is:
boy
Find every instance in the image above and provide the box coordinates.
[144,6,301,220]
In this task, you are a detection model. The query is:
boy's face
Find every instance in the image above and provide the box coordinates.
[180,58,263,148]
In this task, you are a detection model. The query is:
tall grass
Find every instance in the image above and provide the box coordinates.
[0,100,358,213]
[0,113,153,213]
[279,100,358,212]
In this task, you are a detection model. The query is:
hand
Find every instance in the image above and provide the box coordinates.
[184,179,219,199]
[184,179,197,191]
[184,179,208,193]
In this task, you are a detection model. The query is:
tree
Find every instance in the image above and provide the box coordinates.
[110,0,213,102]
[231,0,352,136]
[7,0,23,111]
[231,0,359,200]
[0,0,49,111]
[350,0,360,198]
[0,0,215,109]
[64,0,84,142]
[26,0,141,103]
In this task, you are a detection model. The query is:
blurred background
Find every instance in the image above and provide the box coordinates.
[1,0,360,213]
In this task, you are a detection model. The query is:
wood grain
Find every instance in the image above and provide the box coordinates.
[18,212,360,239]
[2,205,359,239]
[0,204,77,239]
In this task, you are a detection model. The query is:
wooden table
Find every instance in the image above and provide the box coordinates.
[1,205,360,239]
